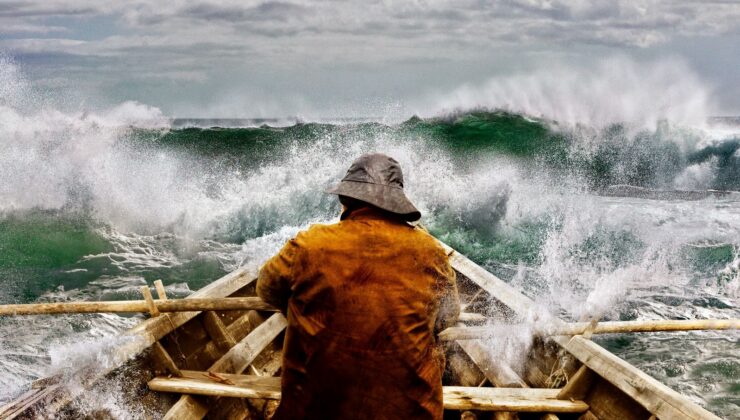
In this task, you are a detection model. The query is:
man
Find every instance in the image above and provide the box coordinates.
[257,153,460,420]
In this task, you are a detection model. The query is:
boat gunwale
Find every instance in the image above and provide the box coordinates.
[0,266,259,419]
[2,240,724,419]
[441,240,721,420]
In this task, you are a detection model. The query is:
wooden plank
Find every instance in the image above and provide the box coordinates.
[581,377,650,420]
[442,243,535,317]
[162,313,287,420]
[0,296,275,316]
[141,285,160,317]
[446,341,487,386]
[440,319,740,340]
[151,341,183,377]
[122,268,259,356]
[180,310,260,370]
[523,364,550,389]
[457,339,528,419]
[448,265,530,390]
[150,370,281,399]
[154,279,168,300]
[5,267,258,417]
[150,372,588,413]
[557,365,596,400]
[439,239,721,419]
[459,312,488,322]
[447,386,589,413]
[203,311,238,352]
[457,339,528,388]
[552,335,720,420]
[210,313,286,373]
[578,412,599,420]
[0,387,50,419]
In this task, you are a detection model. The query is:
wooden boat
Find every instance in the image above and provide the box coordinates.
[0,240,722,419]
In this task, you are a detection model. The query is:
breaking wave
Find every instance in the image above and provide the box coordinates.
[0,56,738,416]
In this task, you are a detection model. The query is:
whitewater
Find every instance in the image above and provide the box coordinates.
[0,56,738,417]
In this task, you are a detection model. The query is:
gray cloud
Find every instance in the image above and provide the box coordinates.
[1,0,739,116]
[4,1,738,47]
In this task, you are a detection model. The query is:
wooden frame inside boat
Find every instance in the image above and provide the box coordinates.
[0,240,722,419]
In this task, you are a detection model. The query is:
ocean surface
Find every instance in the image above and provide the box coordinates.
[1,61,739,417]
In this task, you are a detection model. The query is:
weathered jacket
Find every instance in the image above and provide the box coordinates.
[257,207,459,420]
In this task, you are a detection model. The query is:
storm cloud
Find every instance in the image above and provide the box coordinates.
[1,0,739,117]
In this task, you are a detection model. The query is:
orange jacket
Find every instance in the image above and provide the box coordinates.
[257,207,459,420]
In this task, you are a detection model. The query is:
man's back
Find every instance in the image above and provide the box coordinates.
[257,207,458,420]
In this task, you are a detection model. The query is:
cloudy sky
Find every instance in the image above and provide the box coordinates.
[1,0,739,118]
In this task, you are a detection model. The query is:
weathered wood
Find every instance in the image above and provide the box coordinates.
[523,365,550,388]
[461,411,478,420]
[210,313,286,373]
[150,370,282,399]
[181,310,261,370]
[457,339,528,388]
[577,412,599,420]
[6,239,725,419]
[150,372,589,413]
[6,267,258,418]
[0,386,59,419]
[154,279,168,300]
[442,244,535,317]
[203,311,238,352]
[152,341,183,377]
[449,330,525,419]
[552,335,720,420]
[440,319,740,340]
[557,365,595,400]
[459,312,488,322]
[141,285,160,317]
[210,398,251,420]
[461,338,528,418]
[440,239,723,419]
[162,313,288,420]
[446,341,487,386]
[0,296,276,316]
[581,377,650,420]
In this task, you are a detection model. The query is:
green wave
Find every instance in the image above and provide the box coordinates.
[0,210,111,302]
[400,111,565,156]
[130,111,738,190]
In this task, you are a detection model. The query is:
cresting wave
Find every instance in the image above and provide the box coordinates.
[420,56,713,130]
[0,57,738,416]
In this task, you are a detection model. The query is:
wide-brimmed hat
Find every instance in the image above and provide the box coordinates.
[325,153,421,221]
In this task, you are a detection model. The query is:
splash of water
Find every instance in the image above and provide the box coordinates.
[1,54,738,416]
[422,56,713,129]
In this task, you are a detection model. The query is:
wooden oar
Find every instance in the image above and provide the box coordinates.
[0,297,276,316]
[439,319,740,341]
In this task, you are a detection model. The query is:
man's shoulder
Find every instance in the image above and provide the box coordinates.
[410,226,448,255]
[295,219,445,255]
[294,221,341,243]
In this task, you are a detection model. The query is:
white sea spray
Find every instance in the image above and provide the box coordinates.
[0,54,738,416]
[422,56,713,130]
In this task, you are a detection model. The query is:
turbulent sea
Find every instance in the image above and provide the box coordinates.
[1,59,739,417]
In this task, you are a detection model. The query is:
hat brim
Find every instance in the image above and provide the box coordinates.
[325,181,421,221]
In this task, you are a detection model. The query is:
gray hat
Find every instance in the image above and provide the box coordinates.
[325,153,421,221]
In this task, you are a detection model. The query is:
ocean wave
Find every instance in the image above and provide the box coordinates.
[419,56,713,130]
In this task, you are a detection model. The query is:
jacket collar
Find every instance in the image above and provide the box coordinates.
[341,206,406,223]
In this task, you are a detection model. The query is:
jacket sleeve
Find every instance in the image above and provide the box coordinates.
[435,255,460,334]
[256,237,301,314]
